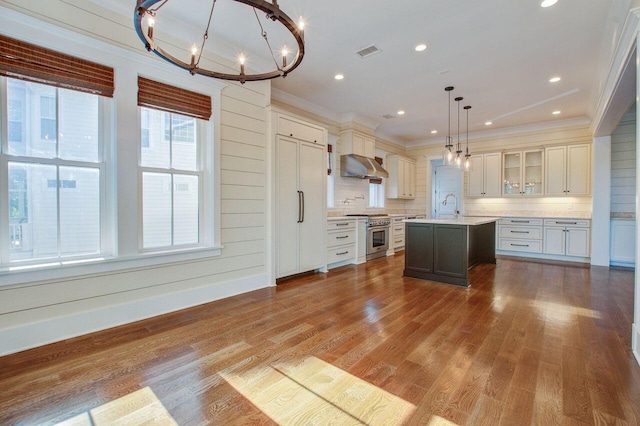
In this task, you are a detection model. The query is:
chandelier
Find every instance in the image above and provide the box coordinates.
[442,86,473,170]
[134,0,306,84]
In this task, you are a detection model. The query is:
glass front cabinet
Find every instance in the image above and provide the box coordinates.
[502,150,544,196]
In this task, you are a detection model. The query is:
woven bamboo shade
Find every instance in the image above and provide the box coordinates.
[138,77,212,120]
[0,34,114,97]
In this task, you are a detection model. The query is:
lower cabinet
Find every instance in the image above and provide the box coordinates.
[610,219,636,266]
[542,219,590,257]
[392,218,405,251]
[326,219,356,269]
[497,217,591,261]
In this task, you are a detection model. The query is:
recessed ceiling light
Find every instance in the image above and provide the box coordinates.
[549,76,561,83]
[415,44,427,52]
[334,74,344,80]
[431,130,438,134]
[485,121,493,126]
[541,0,558,7]
[397,110,405,116]
[552,110,561,115]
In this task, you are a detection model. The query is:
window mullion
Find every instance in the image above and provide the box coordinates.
[56,165,62,259]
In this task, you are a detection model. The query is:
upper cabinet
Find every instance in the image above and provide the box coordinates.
[545,144,591,196]
[340,130,375,158]
[386,155,416,199]
[277,115,325,145]
[467,153,502,197]
[502,149,544,196]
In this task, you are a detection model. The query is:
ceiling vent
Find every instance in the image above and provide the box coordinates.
[355,44,382,59]
[382,114,395,119]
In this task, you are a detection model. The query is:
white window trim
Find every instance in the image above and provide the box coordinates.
[0,15,225,287]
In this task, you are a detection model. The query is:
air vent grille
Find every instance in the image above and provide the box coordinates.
[382,114,395,119]
[355,44,381,58]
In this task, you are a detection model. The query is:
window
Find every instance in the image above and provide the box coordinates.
[140,107,202,250]
[1,78,104,264]
[369,182,385,208]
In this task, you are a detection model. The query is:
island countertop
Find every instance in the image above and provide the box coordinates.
[404,217,500,226]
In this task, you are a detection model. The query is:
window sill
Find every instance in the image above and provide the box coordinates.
[0,245,223,287]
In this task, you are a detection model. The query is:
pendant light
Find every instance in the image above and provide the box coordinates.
[454,96,463,169]
[464,105,472,171]
[442,86,454,166]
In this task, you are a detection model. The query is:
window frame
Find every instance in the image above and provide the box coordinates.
[0,77,110,268]
[137,106,213,254]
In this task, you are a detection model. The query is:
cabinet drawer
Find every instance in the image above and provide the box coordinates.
[278,116,324,144]
[327,230,356,248]
[500,218,543,226]
[327,245,356,263]
[393,224,405,233]
[394,236,405,248]
[499,226,542,240]
[499,238,542,253]
[327,220,356,231]
[543,219,590,228]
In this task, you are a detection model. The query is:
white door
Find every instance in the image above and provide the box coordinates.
[467,155,485,197]
[276,136,300,278]
[484,153,502,197]
[298,141,326,272]
[545,146,567,196]
[433,165,461,217]
[567,144,591,196]
[543,227,565,255]
[566,227,590,257]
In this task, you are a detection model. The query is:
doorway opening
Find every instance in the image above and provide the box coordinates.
[432,160,462,218]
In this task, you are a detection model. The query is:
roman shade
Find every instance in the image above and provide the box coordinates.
[138,76,212,120]
[0,34,114,97]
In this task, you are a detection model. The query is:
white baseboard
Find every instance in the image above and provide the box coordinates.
[633,323,640,367]
[0,273,271,357]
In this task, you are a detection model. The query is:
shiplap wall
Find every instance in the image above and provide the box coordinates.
[406,123,594,216]
[0,1,270,354]
[611,106,636,214]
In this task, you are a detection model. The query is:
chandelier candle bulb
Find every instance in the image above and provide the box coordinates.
[190,44,198,69]
[147,17,154,40]
[239,55,246,75]
[282,48,288,68]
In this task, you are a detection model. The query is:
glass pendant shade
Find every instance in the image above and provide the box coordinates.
[464,155,473,171]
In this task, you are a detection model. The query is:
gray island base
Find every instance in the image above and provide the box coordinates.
[403,217,499,287]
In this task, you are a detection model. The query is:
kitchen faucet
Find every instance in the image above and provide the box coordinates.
[442,193,460,218]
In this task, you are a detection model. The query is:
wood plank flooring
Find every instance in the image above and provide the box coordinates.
[1,255,639,425]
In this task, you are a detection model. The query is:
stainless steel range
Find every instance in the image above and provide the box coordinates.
[346,214,391,260]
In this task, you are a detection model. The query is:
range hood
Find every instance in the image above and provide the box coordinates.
[340,154,389,179]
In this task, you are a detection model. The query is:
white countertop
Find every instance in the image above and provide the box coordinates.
[405,217,500,226]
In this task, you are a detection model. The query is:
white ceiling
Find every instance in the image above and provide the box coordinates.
[104,0,627,144]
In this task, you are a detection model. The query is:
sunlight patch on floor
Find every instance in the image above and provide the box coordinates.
[55,387,177,426]
[428,416,460,426]
[221,356,415,425]
[531,300,602,323]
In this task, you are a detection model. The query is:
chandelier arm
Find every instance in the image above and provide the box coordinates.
[134,0,305,82]
[148,0,168,13]
[253,7,281,71]
[197,0,218,67]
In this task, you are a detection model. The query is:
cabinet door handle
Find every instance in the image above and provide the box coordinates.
[555,221,577,225]
[336,222,349,226]
[510,230,530,234]
[300,191,305,223]
[336,251,349,256]
[297,191,302,223]
[511,243,530,247]
[336,235,349,239]
[511,220,530,223]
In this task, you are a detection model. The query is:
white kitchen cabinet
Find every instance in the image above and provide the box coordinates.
[386,155,416,199]
[392,217,405,251]
[545,144,591,196]
[340,130,376,158]
[502,149,544,196]
[542,219,590,257]
[610,219,635,266]
[467,153,502,197]
[326,219,356,268]
[497,218,543,253]
[276,118,327,279]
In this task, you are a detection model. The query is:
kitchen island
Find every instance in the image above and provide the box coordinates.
[403,217,499,287]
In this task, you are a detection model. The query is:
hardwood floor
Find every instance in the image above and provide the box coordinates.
[1,255,639,425]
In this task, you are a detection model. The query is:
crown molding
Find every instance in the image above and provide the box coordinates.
[591,6,640,136]
[405,116,591,148]
[337,113,380,131]
[271,88,342,123]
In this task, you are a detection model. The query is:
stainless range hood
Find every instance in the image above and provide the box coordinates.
[340,154,389,179]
